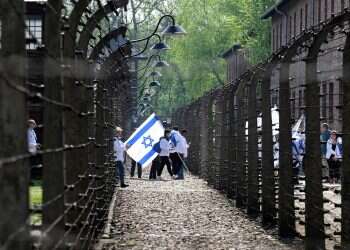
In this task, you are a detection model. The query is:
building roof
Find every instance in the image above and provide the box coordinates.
[261,0,290,19]
[221,44,242,59]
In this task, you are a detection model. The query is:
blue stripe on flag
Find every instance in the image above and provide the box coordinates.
[138,142,161,165]
[126,116,159,147]
[170,133,177,146]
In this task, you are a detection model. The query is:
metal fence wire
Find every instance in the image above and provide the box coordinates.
[0,0,132,249]
[173,8,350,250]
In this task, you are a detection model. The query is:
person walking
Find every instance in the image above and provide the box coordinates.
[149,156,159,180]
[131,159,142,179]
[169,126,182,177]
[114,126,128,188]
[326,130,342,184]
[157,130,173,179]
[175,129,189,180]
[321,123,331,181]
[291,135,304,184]
[27,119,40,154]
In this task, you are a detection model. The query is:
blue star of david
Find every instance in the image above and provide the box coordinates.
[141,135,154,149]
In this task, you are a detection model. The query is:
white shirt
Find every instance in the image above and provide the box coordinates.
[27,128,37,154]
[178,134,189,158]
[159,138,170,156]
[326,139,342,160]
[114,137,125,162]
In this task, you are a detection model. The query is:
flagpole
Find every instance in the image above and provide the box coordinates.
[176,152,191,177]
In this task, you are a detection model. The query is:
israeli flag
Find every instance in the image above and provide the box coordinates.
[125,113,164,168]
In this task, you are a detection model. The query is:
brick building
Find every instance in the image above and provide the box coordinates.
[262,0,346,131]
[25,1,46,129]
[222,44,250,84]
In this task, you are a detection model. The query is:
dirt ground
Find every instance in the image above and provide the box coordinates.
[96,172,303,250]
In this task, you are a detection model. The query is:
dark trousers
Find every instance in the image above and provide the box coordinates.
[328,159,341,180]
[157,156,173,177]
[170,153,181,175]
[131,160,142,178]
[169,153,179,174]
[116,161,125,185]
[149,157,159,179]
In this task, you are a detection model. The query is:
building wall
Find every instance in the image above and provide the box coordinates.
[269,0,346,131]
[224,49,250,85]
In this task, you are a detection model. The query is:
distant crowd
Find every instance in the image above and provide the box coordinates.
[274,122,342,185]
[27,119,343,187]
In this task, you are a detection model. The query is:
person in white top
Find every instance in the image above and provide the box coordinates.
[176,129,189,180]
[169,127,182,177]
[157,130,174,179]
[113,126,128,188]
[179,129,189,158]
[27,119,39,154]
[326,130,342,184]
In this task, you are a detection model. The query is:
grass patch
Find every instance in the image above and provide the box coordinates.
[30,184,42,226]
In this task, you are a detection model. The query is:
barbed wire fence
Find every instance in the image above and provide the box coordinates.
[174,8,350,250]
[0,0,132,249]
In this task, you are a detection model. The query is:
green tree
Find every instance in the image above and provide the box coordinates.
[154,0,275,116]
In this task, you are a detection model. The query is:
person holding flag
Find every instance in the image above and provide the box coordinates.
[125,113,164,169]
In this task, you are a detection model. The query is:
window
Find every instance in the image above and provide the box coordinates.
[298,89,303,116]
[289,15,292,40]
[0,20,2,50]
[272,28,275,51]
[322,83,327,119]
[305,4,309,28]
[300,8,303,33]
[25,15,42,50]
[338,80,344,120]
[339,81,343,120]
[276,25,279,50]
[294,12,297,37]
[331,0,335,14]
[271,89,279,107]
[291,91,296,120]
[318,0,322,23]
[329,82,334,120]
[280,22,283,47]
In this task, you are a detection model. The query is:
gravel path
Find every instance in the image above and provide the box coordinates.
[96,173,303,250]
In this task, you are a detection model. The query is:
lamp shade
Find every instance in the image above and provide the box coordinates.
[148,71,162,78]
[149,80,161,88]
[153,60,169,67]
[150,41,170,51]
[143,96,152,102]
[161,25,187,36]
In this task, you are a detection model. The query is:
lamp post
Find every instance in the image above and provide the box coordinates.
[128,14,185,121]
[122,14,186,59]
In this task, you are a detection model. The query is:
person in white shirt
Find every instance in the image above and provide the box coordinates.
[27,119,39,154]
[169,127,182,177]
[176,129,189,180]
[113,126,128,188]
[326,130,342,184]
[157,130,174,179]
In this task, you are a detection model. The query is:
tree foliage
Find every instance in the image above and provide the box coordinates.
[153,0,275,116]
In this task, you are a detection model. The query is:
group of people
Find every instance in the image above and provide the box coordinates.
[285,123,343,184]
[27,117,343,186]
[113,125,189,188]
